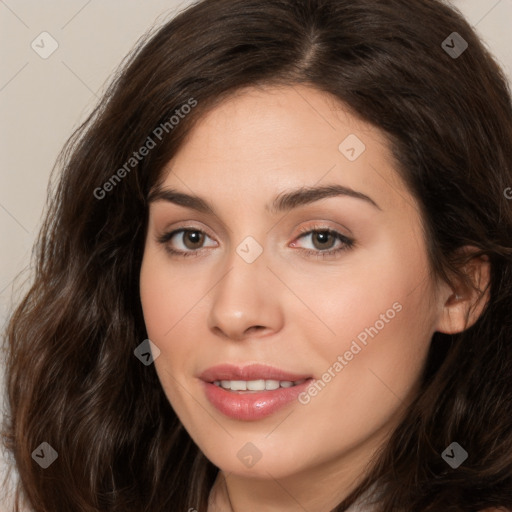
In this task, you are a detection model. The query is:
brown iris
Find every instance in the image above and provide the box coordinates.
[182,230,205,250]
[310,231,336,251]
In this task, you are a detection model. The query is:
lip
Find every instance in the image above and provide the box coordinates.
[199,363,311,382]
[199,364,313,421]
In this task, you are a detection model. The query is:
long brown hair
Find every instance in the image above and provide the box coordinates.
[3,0,512,510]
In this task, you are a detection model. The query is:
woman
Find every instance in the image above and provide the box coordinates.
[2,0,512,510]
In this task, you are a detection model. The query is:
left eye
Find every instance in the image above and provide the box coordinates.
[292,229,354,253]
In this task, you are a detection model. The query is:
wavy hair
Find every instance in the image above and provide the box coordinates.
[2,0,512,510]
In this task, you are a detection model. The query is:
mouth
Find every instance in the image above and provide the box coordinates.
[211,378,308,393]
[199,364,314,421]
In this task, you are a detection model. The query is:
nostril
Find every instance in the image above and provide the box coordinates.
[245,325,266,335]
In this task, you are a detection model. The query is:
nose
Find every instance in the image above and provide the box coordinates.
[207,249,284,341]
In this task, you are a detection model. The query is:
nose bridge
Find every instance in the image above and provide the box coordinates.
[218,230,268,298]
[207,236,283,339]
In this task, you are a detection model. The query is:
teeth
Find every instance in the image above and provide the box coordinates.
[247,379,265,390]
[214,379,305,391]
[265,379,280,390]
[229,380,247,391]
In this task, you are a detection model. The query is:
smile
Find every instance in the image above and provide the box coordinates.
[213,379,307,392]
[199,364,314,420]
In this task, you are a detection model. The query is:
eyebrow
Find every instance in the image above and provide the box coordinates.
[267,184,381,213]
[148,183,381,213]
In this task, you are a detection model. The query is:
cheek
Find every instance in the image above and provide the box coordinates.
[294,234,432,351]
[300,232,435,403]
[139,249,212,397]
[139,248,206,340]
[139,252,193,409]
[294,281,434,460]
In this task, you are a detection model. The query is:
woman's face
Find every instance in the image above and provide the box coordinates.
[140,85,447,491]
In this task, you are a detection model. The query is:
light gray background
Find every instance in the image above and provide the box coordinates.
[1,1,511,509]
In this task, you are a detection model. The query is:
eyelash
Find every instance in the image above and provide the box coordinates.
[157,225,355,260]
[157,228,213,259]
[295,224,354,259]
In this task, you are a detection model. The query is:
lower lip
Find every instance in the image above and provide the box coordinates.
[202,379,313,421]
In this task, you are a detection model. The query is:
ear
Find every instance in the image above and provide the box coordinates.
[435,248,491,334]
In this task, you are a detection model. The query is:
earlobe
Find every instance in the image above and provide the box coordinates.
[435,251,491,335]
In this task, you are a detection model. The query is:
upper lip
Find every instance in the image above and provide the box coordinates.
[199,363,312,382]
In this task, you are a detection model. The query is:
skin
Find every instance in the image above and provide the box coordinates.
[139,84,489,512]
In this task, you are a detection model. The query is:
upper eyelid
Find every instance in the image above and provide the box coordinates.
[158,221,215,237]
[296,222,352,236]
[160,223,347,236]
[293,227,354,248]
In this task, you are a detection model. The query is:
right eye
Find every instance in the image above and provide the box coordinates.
[157,228,218,257]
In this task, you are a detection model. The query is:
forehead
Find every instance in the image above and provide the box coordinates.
[158,84,416,216]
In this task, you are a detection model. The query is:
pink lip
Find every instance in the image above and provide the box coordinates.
[199,363,311,382]
[199,364,313,421]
